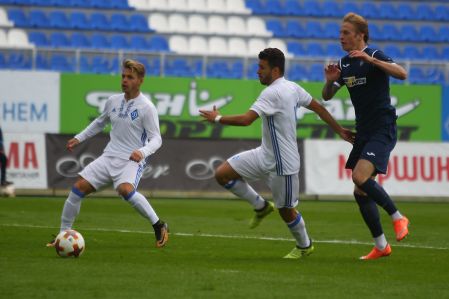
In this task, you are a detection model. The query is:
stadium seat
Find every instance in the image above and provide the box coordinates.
[323,22,340,39]
[435,5,449,21]
[287,41,305,56]
[397,3,415,20]
[381,24,399,41]
[246,0,265,14]
[268,38,289,57]
[409,67,424,84]
[360,2,380,19]
[91,56,111,74]
[442,47,449,60]
[168,0,188,11]
[207,60,230,78]
[439,26,449,43]
[148,14,169,33]
[341,2,360,15]
[399,25,419,42]
[227,16,247,36]
[419,25,438,42]
[285,20,304,38]
[50,54,74,72]
[326,44,344,58]
[368,23,382,40]
[48,11,69,29]
[8,52,31,69]
[147,0,169,10]
[90,12,110,31]
[421,46,440,61]
[7,8,29,27]
[91,33,110,49]
[246,61,259,79]
[226,0,250,14]
[266,19,286,37]
[0,53,6,68]
[188,35,208,55]
[415,3,434,21]
[50,32,70,48]
[208,36,228,56]
[287,64,308,81]
[0,29,7,47]
[305,21,323,38]
[29,31,49,47]
[29,10,48,28]
[378,2,398,19]
[70,11,90,30]
[230,60,243,78]
[403,46,421,60]
[128,0,149,9]
[7,29,33,48]
[322,1,342,17]
[265,0,285,16]
[110,13,130,32]
[208,16,228,35]
[70,32,90,48]
[207,0,226,13]
[247,17,271,37]
[302,0,322,17]
[71,0,91,7]
[0,7,13,27]
[383,44,402,60]
[110,34,129,49]
[169,35,188,53]
[188,0,208,12]
[35,53,49,70]
[284,0,302,16]
[305,42,325,57]
[166,58,193,77]
[248,38,265,56]
[129,14,151,32]
[308,63,324,82]
[168,14,188,33]
[148,35,169,52]
[425,68,445,84]
[188,14,208,34]
[110,0,130,9]
[228,37,247,56]
[129,35,149,51]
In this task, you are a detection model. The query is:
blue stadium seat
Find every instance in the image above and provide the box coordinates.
[29,10,49,28]
[29,31,49,47]
[360,2,380,19]
[399,25,419,42]
[322,1,342,17]
[402,46,421,60]
[90,12,110,31]
[79,56,91,73]
[419,25,438,42]
[383,44,401,60]
[421,46,441,61]
[35,54,49,70]
[425,68,445,84]
[323,22,339,39]
[71,32,90,48]
[409,67,424,84]
[0,53,6,69]
[435,5,449,21]
[397,3,415,20]
[286,20,304,38]
[246,0,265,14]
[287,41,305,56]
[148,35,169,52]
[266,19,286,37]
[111,0,130,9]
[415,3,434,21]
[381,24,399,41]
[246,61,259,79]
[8,53,31,69]
[49,11,69,29]
[91,56,111,73]
[50,54,74,72]
[167,58,194,77]
[303,0,322,17]
[130,35,149,51]
[206,60,230,78]
[368,23,382,40]
[442,47,449,60]
[150,58,161,76]
[265,0,284,15]
[110,34,129,49]
[378,3,398,19]
[305,21,323,38]
[50,32,70,48]
[306,43,324,57]
[308,64,323,82]
[438,26,449,42]
[71,0,90,7]
[326,44,344,58]
[230,61,243,79]
[91,33,110,49]
[129,14,151,32]
[70,12,90,30]
[287,63,308,81]
[110,13,129,32]
[284,0,302,16]
[8,8,29,27]
[341,2,360,15]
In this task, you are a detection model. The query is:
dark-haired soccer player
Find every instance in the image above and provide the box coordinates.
[322,13,410,260]
[200,48,354,259]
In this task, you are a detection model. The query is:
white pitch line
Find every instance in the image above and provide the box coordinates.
[2,223,448,251]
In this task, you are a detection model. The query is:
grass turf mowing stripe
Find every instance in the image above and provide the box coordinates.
[2,223,448,251]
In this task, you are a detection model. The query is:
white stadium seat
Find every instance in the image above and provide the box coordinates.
[168,14,188,33]
[188,14,208,34]
[128,0,149,10]
[148,13,169,32]
[208,37,228,56]
[247,17,272,37]
[188,0,208,12]
[7,29,33,48]
[148,0,169,10]
[169,35,188,53]
[226,0,251,14]
[268,38,292,57]
[248,38,266,56]
[208,16,228,35]
[207,0,227,13]
[0,29,7,47]
[168,0,188,11]
[0,7,13,27]
[228,37,247,56]
[227,16,247,36]
[189,35,208,55]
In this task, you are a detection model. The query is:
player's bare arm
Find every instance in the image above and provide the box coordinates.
[66,138,80,152]
[307,99,355,144]
[349,50,407,80]
[322,63,341,100]
[129,150,144,162]
[199,106,259,126]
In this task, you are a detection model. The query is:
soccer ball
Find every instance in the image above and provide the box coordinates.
[54,229,85,258]
[1,184,15,197]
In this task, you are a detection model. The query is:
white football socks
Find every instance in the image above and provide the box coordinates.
[60,191,83,232]
[374,234,388,250]
[224,179,266,210]
[391,211,403,221]
[127,191,159,225]
[287,214,310,248]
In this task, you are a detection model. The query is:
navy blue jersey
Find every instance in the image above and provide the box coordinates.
[336,47,397,133]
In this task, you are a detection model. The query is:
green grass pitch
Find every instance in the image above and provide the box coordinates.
[1,196,448,298]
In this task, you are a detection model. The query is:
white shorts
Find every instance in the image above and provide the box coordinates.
[228,149,300,209]
[79,155,144,190]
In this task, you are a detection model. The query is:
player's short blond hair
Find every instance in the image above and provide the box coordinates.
[122,59,145,78]
[343,13,369,43]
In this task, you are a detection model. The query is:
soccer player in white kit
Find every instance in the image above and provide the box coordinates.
[200,48,354,258]
[48,59,168,248]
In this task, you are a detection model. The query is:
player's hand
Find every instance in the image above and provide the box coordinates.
[339,128,356,144]
[324,63,341,82]
[348,50,372,63]
[66,138,80,152]
[199,105,220,123]
[129,150,144,162]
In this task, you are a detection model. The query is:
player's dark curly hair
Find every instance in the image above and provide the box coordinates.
[258,48,285,75]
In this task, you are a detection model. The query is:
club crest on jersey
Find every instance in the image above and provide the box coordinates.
[130,109,138,120]
[343,76,367,88]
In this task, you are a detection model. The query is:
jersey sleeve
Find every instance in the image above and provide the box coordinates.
[372,49,394,63]
[138,103,162,158]
[250,88,277,116]
[75,97,111,142]
[334,58,345,87]
[296,84,313,107]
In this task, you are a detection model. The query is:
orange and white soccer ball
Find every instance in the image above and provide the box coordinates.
[54,229,85,258]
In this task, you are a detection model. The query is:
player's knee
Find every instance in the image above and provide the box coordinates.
[117,183,134,198]
[352,172,367,187]
[278,207,297,223]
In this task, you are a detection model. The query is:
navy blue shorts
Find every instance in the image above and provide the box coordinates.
[345,123,397,174]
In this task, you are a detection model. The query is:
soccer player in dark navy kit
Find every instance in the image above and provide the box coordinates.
[322,13,410,260]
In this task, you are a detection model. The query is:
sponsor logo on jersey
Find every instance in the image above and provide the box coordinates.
[343,76,367,88]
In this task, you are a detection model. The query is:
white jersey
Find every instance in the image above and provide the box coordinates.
[250,77,312,175]
[75,93,162,161]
